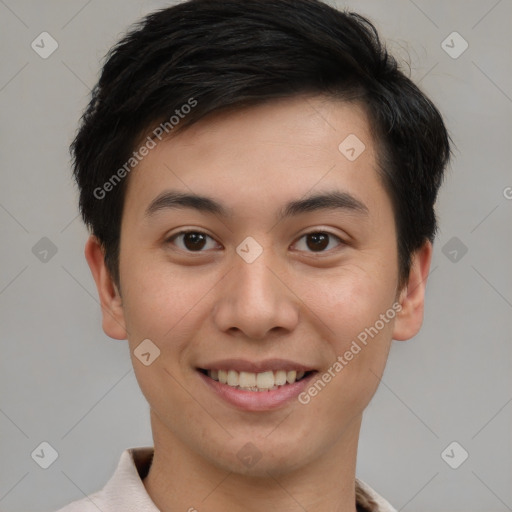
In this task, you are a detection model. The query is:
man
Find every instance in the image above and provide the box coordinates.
[57,0,451,510]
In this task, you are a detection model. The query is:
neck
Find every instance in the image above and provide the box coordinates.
[143,410,362,512]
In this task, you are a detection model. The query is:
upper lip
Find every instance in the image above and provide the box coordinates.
[198,358,315,373]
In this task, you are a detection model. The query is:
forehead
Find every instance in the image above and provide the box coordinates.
[122,95,383,220]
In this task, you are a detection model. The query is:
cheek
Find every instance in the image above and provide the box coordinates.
[296,263,397,407]
[299,263,397,343]
[119,256,206,344]
[299,269,397,414]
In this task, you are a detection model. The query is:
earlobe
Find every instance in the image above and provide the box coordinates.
[84,235,127,340]
[392,241,433,341]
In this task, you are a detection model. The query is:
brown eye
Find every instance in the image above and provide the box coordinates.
[293,231,343,253]
[168,231,219,252]
[306,233,329,251]
[183,232,207,250]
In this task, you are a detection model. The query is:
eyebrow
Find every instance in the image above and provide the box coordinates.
[144,190,369,220]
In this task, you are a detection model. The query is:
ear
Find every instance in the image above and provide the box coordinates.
[392,241,433,341]
[84,235,127,340]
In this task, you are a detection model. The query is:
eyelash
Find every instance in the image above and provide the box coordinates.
[166,229,345,254]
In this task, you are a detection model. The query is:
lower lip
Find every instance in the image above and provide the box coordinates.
[198,371,316,411]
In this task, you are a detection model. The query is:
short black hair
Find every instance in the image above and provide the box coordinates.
[71,0,452,291]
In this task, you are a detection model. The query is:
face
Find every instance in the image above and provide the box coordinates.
[87,95,431,477]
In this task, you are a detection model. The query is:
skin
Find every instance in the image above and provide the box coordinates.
[85,95,432,512]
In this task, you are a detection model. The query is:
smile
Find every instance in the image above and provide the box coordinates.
[201,369,312,391]
[197,360,318,411]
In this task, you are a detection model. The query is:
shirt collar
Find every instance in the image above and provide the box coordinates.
[99,446,159,511]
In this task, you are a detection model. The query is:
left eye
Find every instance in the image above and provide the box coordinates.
[168,231,219,252]
[293,232,343,252]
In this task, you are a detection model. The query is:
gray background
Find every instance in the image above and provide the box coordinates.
[1,0,511,511]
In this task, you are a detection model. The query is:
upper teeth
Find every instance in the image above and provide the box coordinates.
[207,369,306,391]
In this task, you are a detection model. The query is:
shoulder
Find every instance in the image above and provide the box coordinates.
[50,447,156,512]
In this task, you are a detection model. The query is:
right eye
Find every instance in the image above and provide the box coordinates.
[166,230,221,252]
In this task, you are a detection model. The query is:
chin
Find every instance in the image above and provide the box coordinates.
[202,434,315,478]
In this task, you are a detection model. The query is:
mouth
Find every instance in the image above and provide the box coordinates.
[198,368,314,391]
[196,360,318,411]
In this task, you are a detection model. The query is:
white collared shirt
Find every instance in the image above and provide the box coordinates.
[55,447,397,512]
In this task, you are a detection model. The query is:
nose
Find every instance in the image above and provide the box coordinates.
[212,249,300,340]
